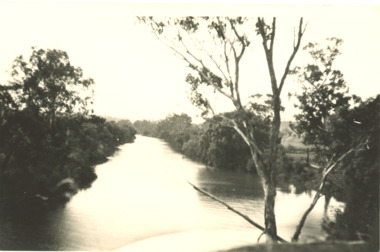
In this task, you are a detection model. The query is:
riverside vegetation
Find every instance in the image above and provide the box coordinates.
[0,48,136,206]
[133,93,379,249]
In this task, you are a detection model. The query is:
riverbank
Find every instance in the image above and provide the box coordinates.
[224,241,370,252]
[116,233,370,252]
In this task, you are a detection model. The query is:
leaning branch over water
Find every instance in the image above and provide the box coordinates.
[291,140,369,241]
[187,180,288,243]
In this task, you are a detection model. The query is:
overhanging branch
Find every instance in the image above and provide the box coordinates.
[187,180,288,243]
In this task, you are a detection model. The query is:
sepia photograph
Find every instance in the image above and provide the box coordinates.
[0,1,379,251]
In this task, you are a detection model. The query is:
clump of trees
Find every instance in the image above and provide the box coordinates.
[291,38,379,248]
[183,116,253,171]
[320,96,379,250]
[0,48,136,205]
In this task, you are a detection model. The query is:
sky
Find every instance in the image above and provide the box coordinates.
[0,2,379,123]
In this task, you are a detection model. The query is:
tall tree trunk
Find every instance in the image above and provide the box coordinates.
[264,178,278,242]
[247,142,278,242]
[255,16,305,242]
[263,95,281,242]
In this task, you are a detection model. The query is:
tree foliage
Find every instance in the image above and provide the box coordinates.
[0,48,136,205]
[7,47,94,129]
[292,39,379,246]
[291,38,354,155]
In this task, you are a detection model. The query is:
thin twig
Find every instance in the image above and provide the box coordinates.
[257,230,266,243]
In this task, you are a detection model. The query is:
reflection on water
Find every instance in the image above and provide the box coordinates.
[0,135,343,251]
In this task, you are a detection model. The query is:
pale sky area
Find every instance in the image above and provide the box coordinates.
[0,2,379,123]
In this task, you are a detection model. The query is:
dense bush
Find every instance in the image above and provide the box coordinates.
[134,113,255,171]
[0,112,136,203]
[320,96,380,248]
[0,48,136,204]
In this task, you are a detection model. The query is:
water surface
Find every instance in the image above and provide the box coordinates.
[0,135,342,251]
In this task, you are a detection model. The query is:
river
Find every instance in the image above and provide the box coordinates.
[0,135,343,251]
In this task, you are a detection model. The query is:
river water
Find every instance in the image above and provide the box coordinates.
[0,135,343,251]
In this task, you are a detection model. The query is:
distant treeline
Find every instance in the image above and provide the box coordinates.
[133,113,314,192]
[134,113,253,171]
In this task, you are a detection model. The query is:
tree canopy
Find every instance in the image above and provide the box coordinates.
[7,47,94,129]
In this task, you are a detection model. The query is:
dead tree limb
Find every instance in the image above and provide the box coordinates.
[187,180,288,243]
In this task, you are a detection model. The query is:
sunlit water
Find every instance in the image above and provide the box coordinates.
[0,135,343,251]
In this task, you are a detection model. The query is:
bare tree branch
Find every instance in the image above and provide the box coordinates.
[230,46,243,109]
[196,66,236,101]
[176,36,237,102]
[178,32,203,63]
[257,18,269,51]
[223,42,233,80]
[269,18,276,52]
[196,38,232,93]
[278,18,306,94]
[149,23,234,104]
[223,42,235,98]
[231,120,264,157]
[257,17,279,95]
[227,19,247,110]
[229,18,246,60]
[187,180,288,243]
[167,45,233,102]
[175,21,247,109]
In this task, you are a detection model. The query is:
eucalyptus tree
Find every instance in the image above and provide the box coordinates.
[7,47,94,131]
[140,17,306,242]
